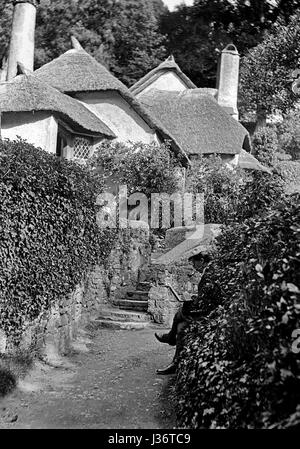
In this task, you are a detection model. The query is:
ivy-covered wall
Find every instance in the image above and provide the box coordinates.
[0,139,116,357]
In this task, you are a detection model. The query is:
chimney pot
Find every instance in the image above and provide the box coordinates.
[216,44,240,120]
[7,1,39,80]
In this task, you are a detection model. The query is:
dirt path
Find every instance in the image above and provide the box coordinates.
[0,326,177,429]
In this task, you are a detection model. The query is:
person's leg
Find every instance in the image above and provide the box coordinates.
[155,307,184,346]
[156,322,188,375]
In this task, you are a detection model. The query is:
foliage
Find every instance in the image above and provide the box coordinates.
[109,0,167,85]
[251,126,279,167]
[89,140,182,196]
[0,139,115,342]
[159,0,300,87]
[277,109,300,160]
[2,0,298,88]
[0,1,13,63]
[185,155,283,224]
[186,155,244,223]
[176,193,300,428]
[0,0,166,86]
[239,12,300,124]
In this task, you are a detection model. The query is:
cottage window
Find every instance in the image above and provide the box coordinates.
[56,132,68,158]
[73,136,93,160]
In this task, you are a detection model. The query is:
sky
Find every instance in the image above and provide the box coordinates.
[163,0,194,11]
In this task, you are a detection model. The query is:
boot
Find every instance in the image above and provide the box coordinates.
[156,363,177,375]
[154,332,176,346]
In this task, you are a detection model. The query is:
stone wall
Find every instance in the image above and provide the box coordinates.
[0,224,151,359]
[104,224,151,301]
[146,224,219,326]
[145,257,202,327]
[2,283,86,362]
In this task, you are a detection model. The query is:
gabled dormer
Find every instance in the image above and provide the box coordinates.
[130,56,197,97]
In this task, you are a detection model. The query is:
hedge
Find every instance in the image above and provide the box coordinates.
[0,139,116,343]
[176,193,300,428]
[186,155,284,224]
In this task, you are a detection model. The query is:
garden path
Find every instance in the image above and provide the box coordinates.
[0,326,176,429]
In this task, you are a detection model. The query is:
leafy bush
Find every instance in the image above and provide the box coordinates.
[185,155,283,224]
[274,161,300,194]
[0,139,115,343]
[176,194,300,428]
[89,140,182,196]
[234,170,284,221]
[277,110,300,160]
[252,126,279,167]
[185,155,243,224]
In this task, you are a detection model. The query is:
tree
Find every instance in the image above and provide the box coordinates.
[239,12,300,129]
[277,109,300,160]
[159,0,300,87]
[0,0,166,85]
[251,127,279,166]
[111,0,167,85]
[0,1,13,62]
[150,0,168,19]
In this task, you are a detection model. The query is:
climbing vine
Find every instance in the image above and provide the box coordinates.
[176,194,300,428]
[0,139,116,342]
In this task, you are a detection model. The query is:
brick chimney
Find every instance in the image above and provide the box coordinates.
[216,44,240,121]
[6,1,39,80]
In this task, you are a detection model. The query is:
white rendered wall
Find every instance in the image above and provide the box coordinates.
[76,91,157,144]
[136,71,188,97]
[1,112,58,154]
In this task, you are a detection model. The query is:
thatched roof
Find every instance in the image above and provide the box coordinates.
[35,48,190,164]
[139,89,250,155]
[0,74,116,137]
[35,49,126,95]
[130,56,197,95]
[238,149,272,174]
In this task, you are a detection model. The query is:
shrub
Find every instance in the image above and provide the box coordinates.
[185,155,284,224]
[251,127,279,167]
[185,155,245,224]
[277,110,300,160]
[89,140,182,196]
[233,170,284,221]
[0,139,116,343]
[176,194,300,428]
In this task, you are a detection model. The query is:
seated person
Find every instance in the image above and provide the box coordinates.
[155,294,201,375]
[154,258,213,375]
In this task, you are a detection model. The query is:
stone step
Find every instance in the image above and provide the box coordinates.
[94,319,150,330]
[112,299,148,312]
[98,308,151,323]
[125,290,149,301]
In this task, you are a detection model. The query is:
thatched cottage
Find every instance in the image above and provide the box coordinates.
[0,0,267,173]
[0,69,115,157]
[33,38,188,164]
